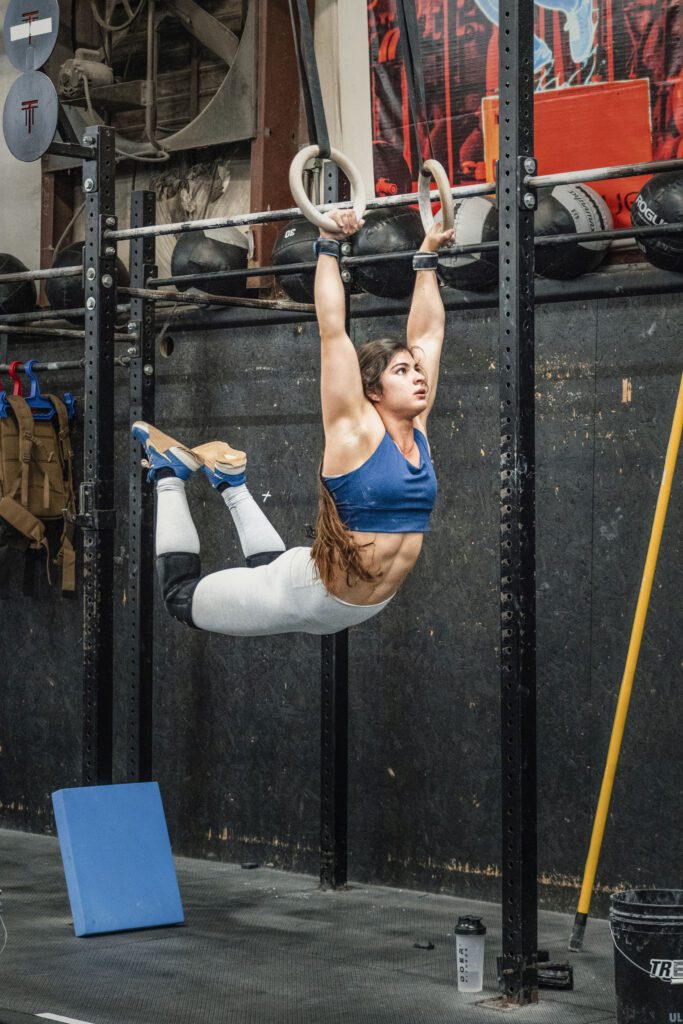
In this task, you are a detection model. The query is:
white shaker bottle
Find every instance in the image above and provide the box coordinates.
[455,915,486,992]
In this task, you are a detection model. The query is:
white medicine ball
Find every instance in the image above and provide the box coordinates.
[438,196,498,292]
[534,184,613,279]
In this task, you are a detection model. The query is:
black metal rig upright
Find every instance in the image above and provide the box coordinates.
[125,190,158,782]
[80,124,117,786]
[320,626,349,889]
[320,161,351,890]
[497,0,539,1005]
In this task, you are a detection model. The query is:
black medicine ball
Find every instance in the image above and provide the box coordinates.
[0,253,36,315]
[46,241,130,320]
[353,207,423,299]
[438,197,498,292]
[171,230,248,297]
[534,184,612,279]
[272,218,319,303]
[631,172,683,272]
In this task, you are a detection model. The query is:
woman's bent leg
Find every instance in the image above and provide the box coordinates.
[155,476,202,627]
[220,484,286,567]
[192,439,286,568]
[155,476,199,556]
[153,474,287,629]
[190,549,298,635]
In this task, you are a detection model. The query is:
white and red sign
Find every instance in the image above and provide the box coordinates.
[9,13,54,44]
[3,0,59,71]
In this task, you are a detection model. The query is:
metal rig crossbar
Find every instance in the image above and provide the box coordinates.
[0,304,131,326]
[0,265,81,284]
[0,357,130,371]
[144,222,683,293]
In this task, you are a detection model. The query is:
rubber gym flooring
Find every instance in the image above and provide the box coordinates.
[0,828,616,1023]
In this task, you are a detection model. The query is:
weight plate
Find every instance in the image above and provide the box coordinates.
[3,70,58,162]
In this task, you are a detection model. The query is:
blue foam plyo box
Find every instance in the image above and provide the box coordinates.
[52,782,184,937]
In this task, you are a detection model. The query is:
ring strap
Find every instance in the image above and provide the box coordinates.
[288,0,330,160]
[395,0,435,164]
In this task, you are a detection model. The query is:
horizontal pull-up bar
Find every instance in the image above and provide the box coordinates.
[107,155,683,245]
[527,157,683,188]
[105,183,496,242]
[532,220,683,247]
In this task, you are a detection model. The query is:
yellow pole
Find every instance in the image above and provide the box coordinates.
[569,372,683,951]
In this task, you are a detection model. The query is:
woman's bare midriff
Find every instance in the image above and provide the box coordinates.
[327,531,424,605]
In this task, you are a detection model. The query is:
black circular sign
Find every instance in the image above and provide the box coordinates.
[3,71,58,162]
[3,0,59,72]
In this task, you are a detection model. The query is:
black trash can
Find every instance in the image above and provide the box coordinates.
[610,889,683,1023]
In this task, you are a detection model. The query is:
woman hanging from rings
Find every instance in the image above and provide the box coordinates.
[132,204,455,636]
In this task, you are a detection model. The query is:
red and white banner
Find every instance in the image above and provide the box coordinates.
[367,0,683,226]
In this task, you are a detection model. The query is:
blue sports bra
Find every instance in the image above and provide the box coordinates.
[322,428,437,533]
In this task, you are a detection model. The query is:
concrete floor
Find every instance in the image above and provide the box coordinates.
[0,828,617,1023]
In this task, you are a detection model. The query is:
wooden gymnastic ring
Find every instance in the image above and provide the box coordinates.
[289,144,367,234]
[418,159,455,233]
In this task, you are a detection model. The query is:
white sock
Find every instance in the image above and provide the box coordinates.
[155,477,200,556]
[222,484,285,559]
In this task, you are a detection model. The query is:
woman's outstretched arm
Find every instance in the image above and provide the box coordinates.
[407,222,455,422]
[315,210,368,434]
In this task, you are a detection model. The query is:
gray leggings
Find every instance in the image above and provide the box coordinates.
[154,477,392,637]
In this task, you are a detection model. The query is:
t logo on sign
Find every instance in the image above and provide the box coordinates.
[21,9,39,44]
[21,97,38,134]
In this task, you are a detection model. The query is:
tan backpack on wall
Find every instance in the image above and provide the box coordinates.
[0,393,76,592]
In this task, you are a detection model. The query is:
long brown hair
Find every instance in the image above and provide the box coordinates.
[312,338,417,590]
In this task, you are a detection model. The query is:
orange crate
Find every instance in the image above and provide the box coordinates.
[482,80,652,229]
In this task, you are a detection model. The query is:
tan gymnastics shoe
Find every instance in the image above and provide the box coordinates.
[131,421,202,480]
[191,440,247,488]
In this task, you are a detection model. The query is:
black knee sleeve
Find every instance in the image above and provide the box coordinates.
[246,550,284,568]
[156,552,201,628]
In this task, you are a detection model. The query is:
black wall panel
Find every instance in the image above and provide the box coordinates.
[1,292,682,914]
